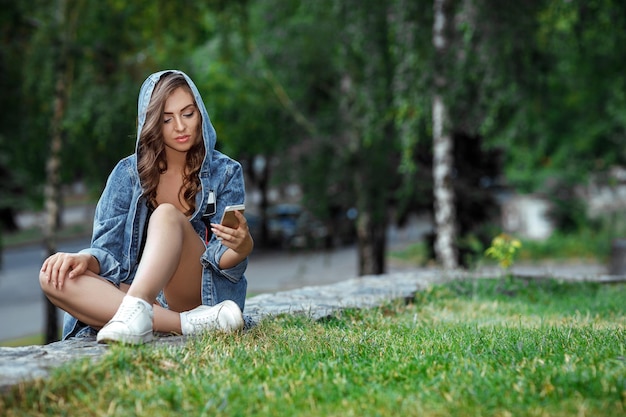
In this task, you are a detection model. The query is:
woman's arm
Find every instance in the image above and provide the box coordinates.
[204,154,253,273]
[79,157,137,278]
[211,209,254,269]
[40,253,101,289]
[42,159,135,287]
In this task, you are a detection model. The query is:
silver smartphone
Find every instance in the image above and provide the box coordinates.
[220,204,245,228]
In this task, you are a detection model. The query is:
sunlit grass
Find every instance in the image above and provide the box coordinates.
[518,229,611,262]
[388,227,615,268]
[388,241,430,266]
[2,278,624,417]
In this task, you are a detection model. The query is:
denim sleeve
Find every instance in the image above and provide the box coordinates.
[202,158,248,282]
[211,244,249,283]
[80,159,135,280]
[78,246,123,281]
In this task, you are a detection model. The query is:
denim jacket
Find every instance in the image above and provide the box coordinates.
[63,70,248,339]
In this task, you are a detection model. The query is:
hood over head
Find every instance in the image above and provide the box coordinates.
[135,70,216,169]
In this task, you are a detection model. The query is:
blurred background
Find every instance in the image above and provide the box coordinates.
[1,0,626,343]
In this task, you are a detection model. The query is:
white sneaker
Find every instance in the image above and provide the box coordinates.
[180,300,244,335]
[97,295,154,345]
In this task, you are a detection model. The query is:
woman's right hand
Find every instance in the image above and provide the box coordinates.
[41,252,92,289]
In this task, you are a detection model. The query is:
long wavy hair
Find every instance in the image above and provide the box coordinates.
[137,72,205,216]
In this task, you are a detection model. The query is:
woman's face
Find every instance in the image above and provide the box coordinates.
[162,87,201,155]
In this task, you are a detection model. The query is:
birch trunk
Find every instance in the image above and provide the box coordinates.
[43,0,69,343]
[432,0,458,269]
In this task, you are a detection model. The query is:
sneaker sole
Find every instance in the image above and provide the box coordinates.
[97,330,154,345]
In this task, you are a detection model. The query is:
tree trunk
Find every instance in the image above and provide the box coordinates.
[43,0,70,343]
[339,72,389,276]
[432,0,458,269]
[356,206,387,276]
[43,74,65,343]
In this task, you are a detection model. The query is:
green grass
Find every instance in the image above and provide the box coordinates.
[2,278,625,416]
[389,227,615,268]
[1,223,90,248]
[0,334,44,347]
[388,241,430,266]
[518,229,613,262]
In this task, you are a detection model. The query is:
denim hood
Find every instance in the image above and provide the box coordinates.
[136,70,216,175]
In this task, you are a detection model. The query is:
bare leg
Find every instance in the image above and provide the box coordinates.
[127,203,205,311]
[128,204,205,312]
[40,271,184,333]
[40,203,205,335]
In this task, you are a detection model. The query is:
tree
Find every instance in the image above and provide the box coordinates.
[186,1,304,246]
[432,0,458,269]
[42,0,77,343]
[245,0,430,273]
[0,1,37,239]
[6,0,626,283]
[320,0,402,274]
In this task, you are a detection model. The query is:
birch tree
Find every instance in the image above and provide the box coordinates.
[432,0,459,269]
[42,0,79,343]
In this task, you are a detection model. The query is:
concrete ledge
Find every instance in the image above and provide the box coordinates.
[0,270,453,391]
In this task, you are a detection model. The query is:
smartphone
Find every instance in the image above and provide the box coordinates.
[220,204,245,228]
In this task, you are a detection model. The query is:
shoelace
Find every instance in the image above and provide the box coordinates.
[188,305,221,324]
[112,300,143,322]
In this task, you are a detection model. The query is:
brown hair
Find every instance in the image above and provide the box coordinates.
[137,72,205,215]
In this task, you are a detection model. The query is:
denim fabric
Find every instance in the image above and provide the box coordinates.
[63,70,248,339]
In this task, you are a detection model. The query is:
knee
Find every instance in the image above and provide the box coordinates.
[39,267,49,288]
[39,269,56,297]
[152,203,186,224]
[149,203,188,231]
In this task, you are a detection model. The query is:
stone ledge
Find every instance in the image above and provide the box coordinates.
[0,270,454,391]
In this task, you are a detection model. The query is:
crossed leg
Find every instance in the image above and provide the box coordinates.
[40,203,205,335]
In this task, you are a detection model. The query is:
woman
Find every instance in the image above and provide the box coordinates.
[40,70,253,345]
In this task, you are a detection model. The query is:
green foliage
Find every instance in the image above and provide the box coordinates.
[0,1,45,206]
[485,233,522,270]
[3,0,626,262]
[474,0,626,191]
[2,279,625,416]
[6,0,217,202]
[190,29,292,161]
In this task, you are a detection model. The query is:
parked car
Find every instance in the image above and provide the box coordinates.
[267,204,329,249]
